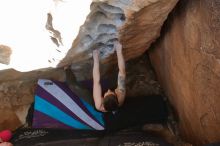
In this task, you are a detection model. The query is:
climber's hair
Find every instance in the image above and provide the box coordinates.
[103,94,119,112]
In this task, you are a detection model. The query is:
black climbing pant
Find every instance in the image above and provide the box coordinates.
[104,95,168,132]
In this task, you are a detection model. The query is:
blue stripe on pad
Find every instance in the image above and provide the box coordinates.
[34,95,92,130]
[79,97,105,126]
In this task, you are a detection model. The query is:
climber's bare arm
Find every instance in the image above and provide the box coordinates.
[116,42,126,77]
[115,42,126,106]
[93,50,104,111]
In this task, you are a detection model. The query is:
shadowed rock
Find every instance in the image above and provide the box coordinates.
[149,0,220,145]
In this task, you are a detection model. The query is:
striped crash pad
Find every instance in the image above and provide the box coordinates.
[32,79,105,130]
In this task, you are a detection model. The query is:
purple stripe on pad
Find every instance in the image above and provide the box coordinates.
[32,110,73,129]
[35,85,92,129]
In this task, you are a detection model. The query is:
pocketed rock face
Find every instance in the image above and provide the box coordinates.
[58,0,178,79]
[149,0,220,145]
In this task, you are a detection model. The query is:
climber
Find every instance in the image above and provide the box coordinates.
[93,41,126,112]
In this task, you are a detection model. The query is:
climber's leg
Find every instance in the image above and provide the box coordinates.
[104,95,168,132]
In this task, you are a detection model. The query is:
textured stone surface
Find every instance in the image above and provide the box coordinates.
[125,54,162,97]
[149,0,220,145]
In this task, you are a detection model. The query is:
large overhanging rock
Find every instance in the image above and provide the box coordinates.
[149,0,220,145]
[59,0,178,79]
